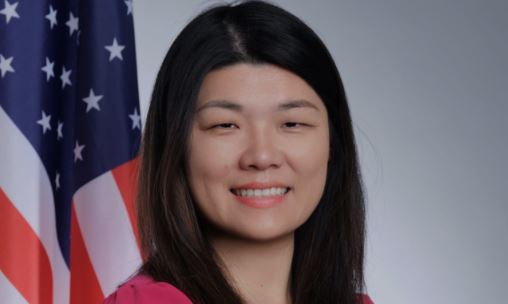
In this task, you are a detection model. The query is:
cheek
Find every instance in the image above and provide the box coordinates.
[287,130,329,172]
[286,131,329,212]
[186,134,237,198]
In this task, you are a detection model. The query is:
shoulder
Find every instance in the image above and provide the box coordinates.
[357,293,375,304]
[104,274,192,304]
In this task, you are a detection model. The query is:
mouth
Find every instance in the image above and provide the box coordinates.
[229,182,292,208]
[230,187,291,198]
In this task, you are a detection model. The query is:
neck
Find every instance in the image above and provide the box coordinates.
[209,231,294,304]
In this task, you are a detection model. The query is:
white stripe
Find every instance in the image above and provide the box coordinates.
[73,171,142,297]
[0,107,70,304]
[0,271,28,304]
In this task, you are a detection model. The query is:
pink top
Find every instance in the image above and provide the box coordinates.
[104,275,192,304]
[104,274,374,304]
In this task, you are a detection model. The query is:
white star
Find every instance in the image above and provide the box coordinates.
[55,172,60,190]
[45,5,57,29]
[0,0,19,24]
[82,89,103,112]
[41,57,54,81]
[129,107,141,130]
[74,140,85,162]
[57,121,63,140]
[0,54,14,78]
[36,110,52,134]
[124,0,133,15]
[65,12,78,36]
[104,38,125,61]
[60,66,72,88]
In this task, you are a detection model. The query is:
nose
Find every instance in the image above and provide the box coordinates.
[239,128,283,171]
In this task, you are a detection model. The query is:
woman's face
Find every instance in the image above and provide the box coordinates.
[186,63,329,242]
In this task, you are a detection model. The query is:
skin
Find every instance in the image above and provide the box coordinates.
[186,63,330,304]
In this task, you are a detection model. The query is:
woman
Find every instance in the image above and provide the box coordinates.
[106,1,373,303]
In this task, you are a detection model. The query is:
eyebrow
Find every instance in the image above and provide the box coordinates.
[196,99,320,113]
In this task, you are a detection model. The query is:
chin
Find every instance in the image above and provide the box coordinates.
[223,223,297,243]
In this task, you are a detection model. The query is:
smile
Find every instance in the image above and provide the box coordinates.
[231,187,290,197]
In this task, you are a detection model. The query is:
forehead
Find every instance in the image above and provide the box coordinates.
[196,63,325,111]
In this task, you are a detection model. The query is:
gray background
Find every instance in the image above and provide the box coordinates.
[132,1,508,303]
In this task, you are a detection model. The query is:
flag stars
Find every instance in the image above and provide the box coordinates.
[82,89,103,112]
[55,172,60,190]
[41,57,54,81]
[129,108,141,130]
[66,12,79,36]
[0,0,19,24]
[74,141,85,162]
[57,121,63,140]
[37,110,52,134]
[60,66,72,88]
[124,0,133,15]
[105,38,125,61]
[45,5,57,29]
[0,54,14,78]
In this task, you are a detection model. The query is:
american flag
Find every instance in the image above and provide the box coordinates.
[0,0,142,303]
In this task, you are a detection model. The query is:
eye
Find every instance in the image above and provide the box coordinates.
[282,122,305,128]
[211,123,238,129]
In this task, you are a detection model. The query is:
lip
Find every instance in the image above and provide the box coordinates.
[230,182,290,190]
[230,182,291,209]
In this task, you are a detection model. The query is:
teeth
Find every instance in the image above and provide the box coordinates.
[233,187,288,197]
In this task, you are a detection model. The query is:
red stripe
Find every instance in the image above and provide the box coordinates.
[0,188,53,304]
[70,205,104,304]
[111,158,143,258]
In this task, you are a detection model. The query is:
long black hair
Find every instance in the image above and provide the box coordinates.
[137,1,367,303]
